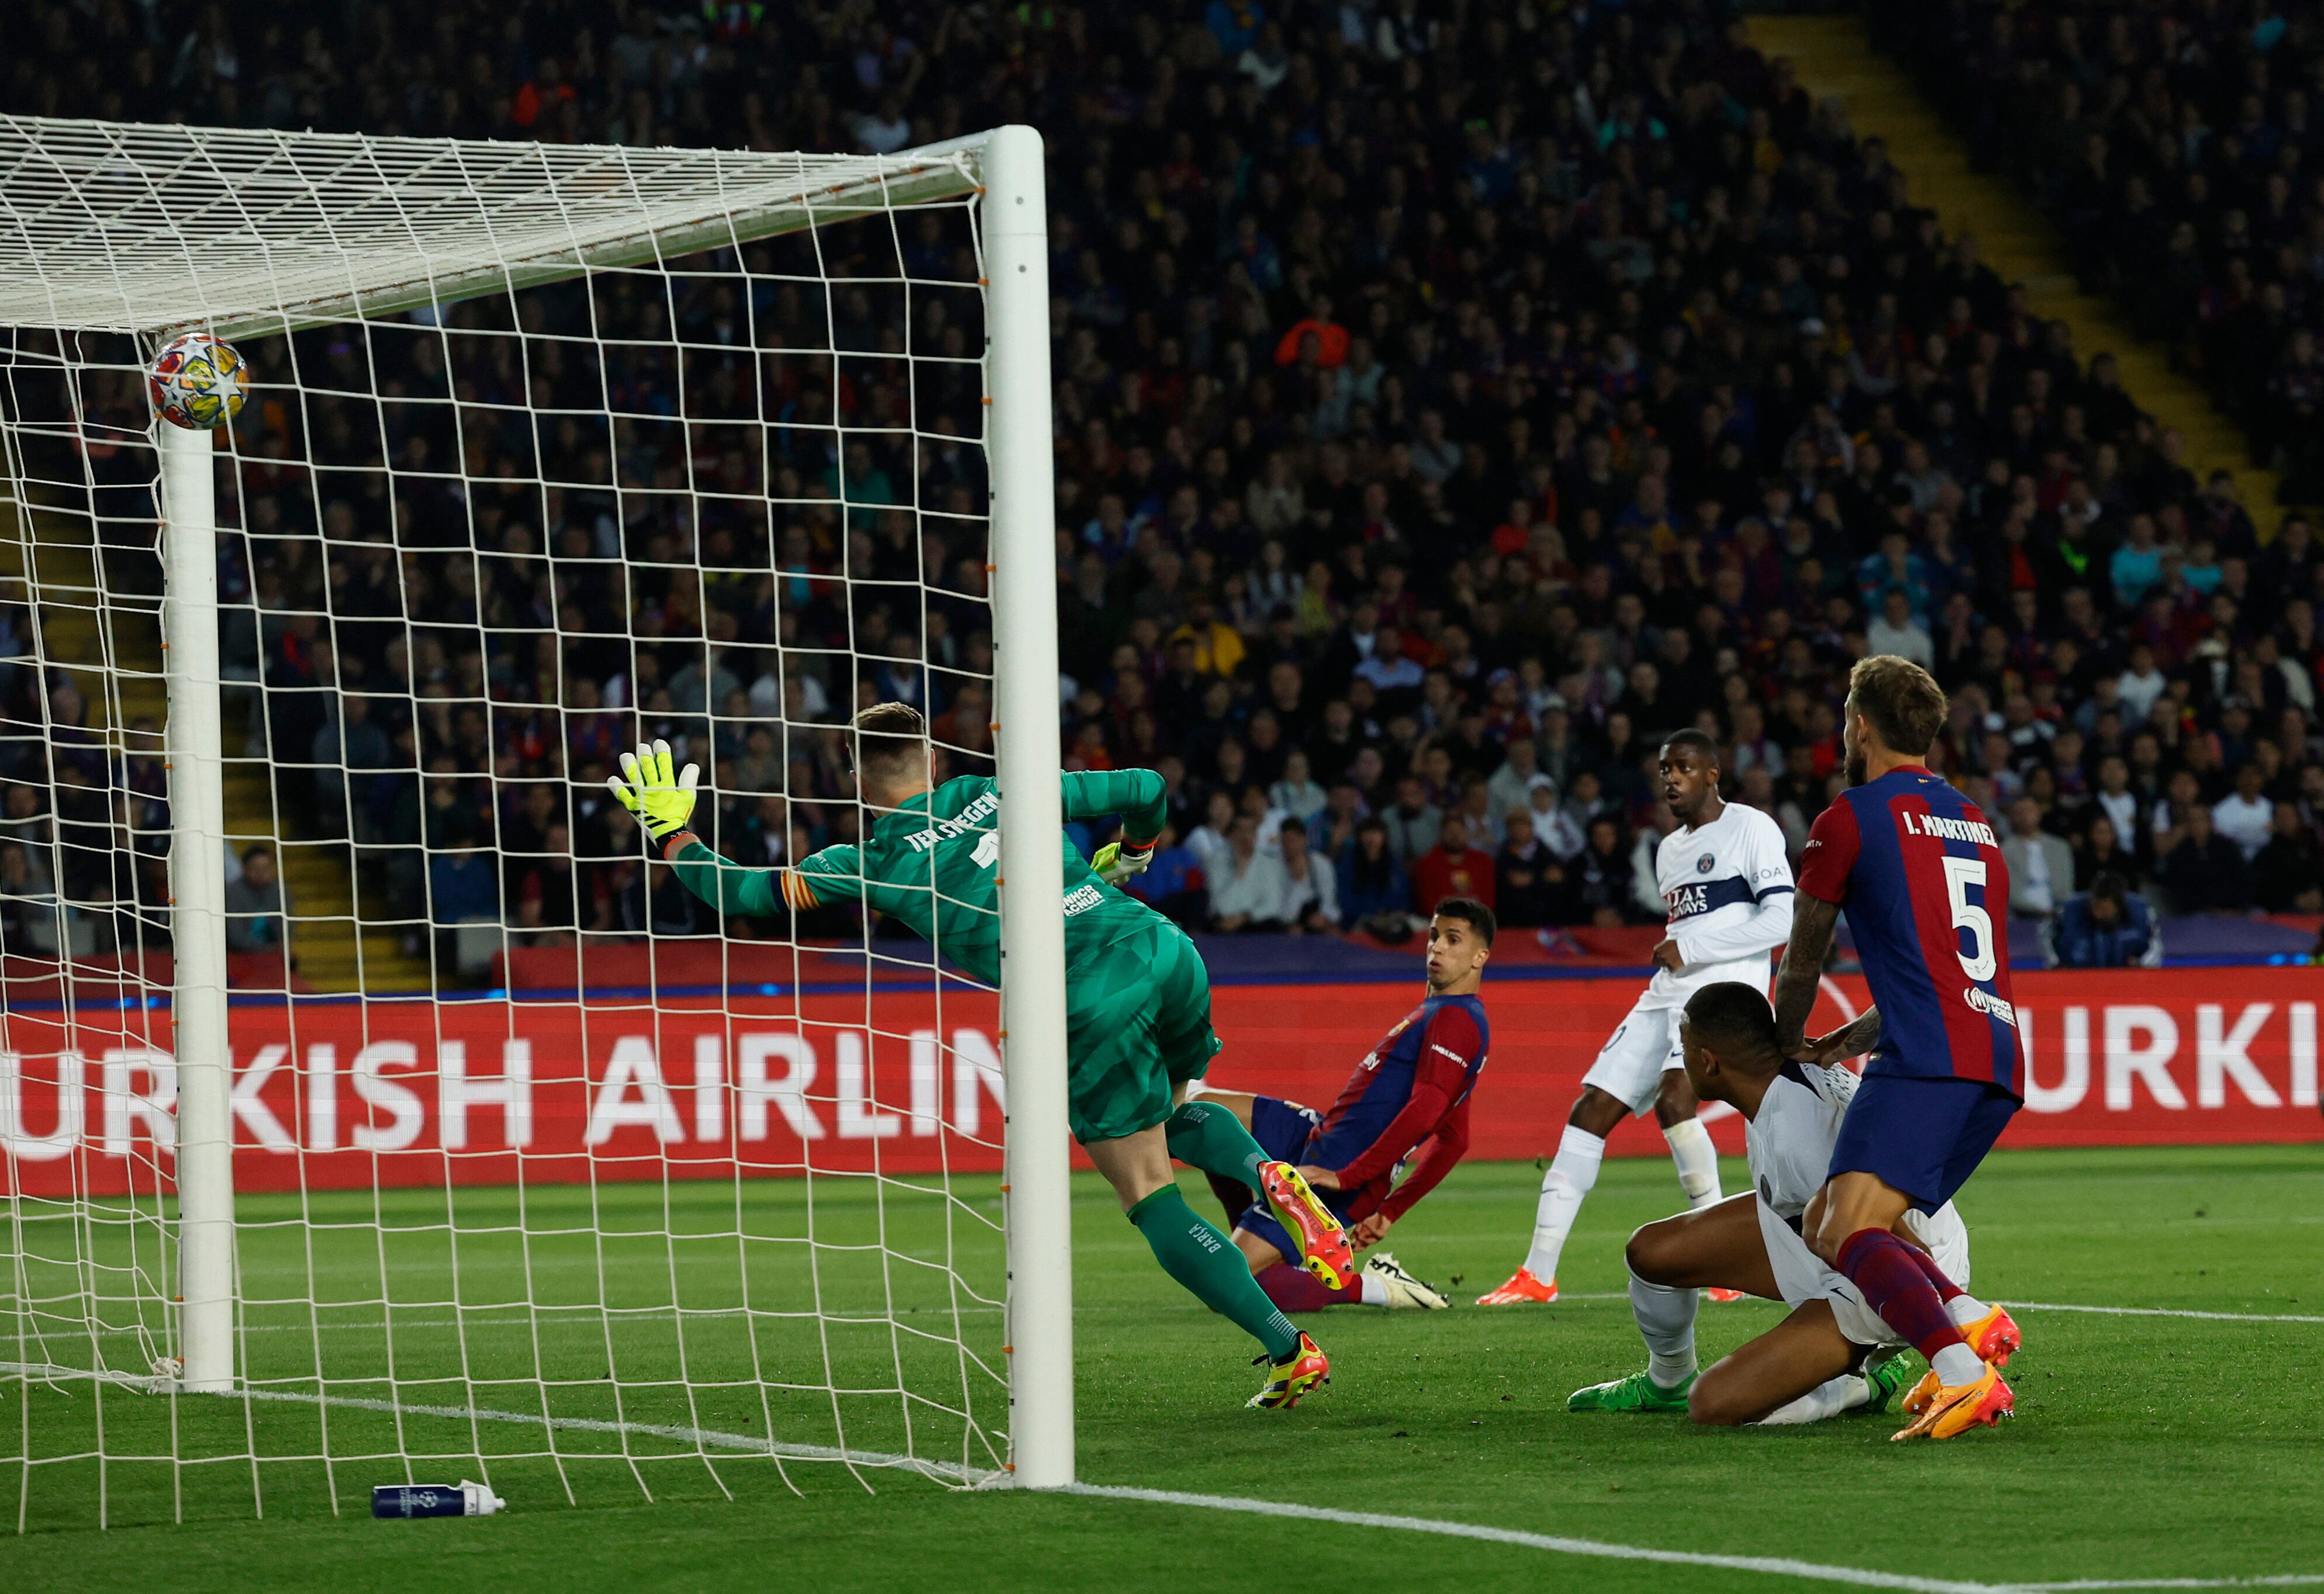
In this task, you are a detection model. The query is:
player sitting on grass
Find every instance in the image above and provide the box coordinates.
[1479,729,1794,1307]
[610,708,1352,1411]
[1189,898,1498,1315]
[1569,983,2018,1424]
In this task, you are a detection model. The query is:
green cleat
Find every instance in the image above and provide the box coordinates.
[1568,1369,1695,1413]
[1862,1350,1917,1416]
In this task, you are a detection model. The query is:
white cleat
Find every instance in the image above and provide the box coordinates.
[1363,1252,1449,1309]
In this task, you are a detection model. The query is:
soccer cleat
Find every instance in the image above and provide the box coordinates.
[1567,1368,1694,1413]
[1861,1351,1915,1416]
[1890,1364,2013,1440]
[1900,1367,1940,1417]
[1960,1305,2022,1368]
[1362,1252,1448,1309]
[1474,1267,1558,1305]
[1256,1161,1355,1291]
[1247,1332,1331,1410]
[1704,1287,1746,1303]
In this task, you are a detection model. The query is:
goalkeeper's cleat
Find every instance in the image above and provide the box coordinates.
[1567,1368,1694,1413]
[1890,1363,2012,1441]
[1257,1161,1355,1291]
[1705,1287,1746,1303]
[1861,1350,1916,1417]
[1474,1267,1557,1305]
[1960,1304,2022,1368]
[1247,1332,1331,1410]
[1362,1252,1448,1310]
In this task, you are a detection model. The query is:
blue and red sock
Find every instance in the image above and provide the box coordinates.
[1836,1228,1970,1365]
[1256,1263,1353,1313]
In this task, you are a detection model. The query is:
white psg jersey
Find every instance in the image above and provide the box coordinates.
[1638,802,1795,1011]
[1748,1061,1971,1339]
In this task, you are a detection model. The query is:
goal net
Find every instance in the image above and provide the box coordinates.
[0,114,1072,1530]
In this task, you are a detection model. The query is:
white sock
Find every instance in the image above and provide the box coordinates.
[1756,1372,1868,1426]
[1628,1269,1699,1388]
[1523,1125,1606,1281]
[1662,1115,1722,1210]
[1945,1292,1992,1327]
[1359,1272,1387,1306]
[1932,1342,1985,1386]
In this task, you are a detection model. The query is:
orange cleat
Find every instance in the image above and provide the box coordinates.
[1257,1161,1355,1291]
[1960,1305,2022,1368]
[1704,1288,1746,1303]
[1891,1363,2013,1440]
[1248,1331,1332,1409]
[1474,1267,1558,1305]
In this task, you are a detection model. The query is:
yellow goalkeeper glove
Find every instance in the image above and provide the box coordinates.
[607,739,699,842]
[1091,840,1154,886]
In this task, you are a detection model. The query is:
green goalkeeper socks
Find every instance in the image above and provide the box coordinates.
[1164,1100,1272,1185]
[1126,1187,1302,1363]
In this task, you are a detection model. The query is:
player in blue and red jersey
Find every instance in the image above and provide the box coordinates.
[1188,898,1496,1314]
[1774,656,2026,1441]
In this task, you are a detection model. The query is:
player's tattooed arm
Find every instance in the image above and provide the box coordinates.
[1797,1006,1883,1066]
[1772,892,1842,1056]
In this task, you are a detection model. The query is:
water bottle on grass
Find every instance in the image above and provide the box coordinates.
[371,1479,505,1519]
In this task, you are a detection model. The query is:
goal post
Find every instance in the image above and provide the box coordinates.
[0,112,1074,1518]
[979,125,1073,1492]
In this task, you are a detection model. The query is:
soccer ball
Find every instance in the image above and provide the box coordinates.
[148,331,250,430]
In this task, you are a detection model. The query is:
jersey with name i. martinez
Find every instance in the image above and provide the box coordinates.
[1796,766,2023,1097]
[1637,801,1796,1011]
[667,769,1172,989]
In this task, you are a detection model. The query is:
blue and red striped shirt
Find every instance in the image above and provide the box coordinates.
[1797,767,2023,1098]
[1306,993,1489,1219]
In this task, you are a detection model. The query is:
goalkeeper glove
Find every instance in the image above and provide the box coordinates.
[608,739,699,843]
[1091,839,1155,886]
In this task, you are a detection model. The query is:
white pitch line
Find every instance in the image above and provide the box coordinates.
[0,1359,1002,1486]
[2011,1580,2324,1590]
[6,1363,2316,1589]
[1999,1301,2324,1325]
[1065,1484,2004,1593]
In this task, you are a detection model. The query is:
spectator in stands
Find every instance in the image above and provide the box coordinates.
[223,845,286,954]
[1493,809,1564,929]
[1207,814,1287,934]
[2049,873,2164,970]
[2003,798,2076,921]
[2212,765,2274,863]
[1411,814,1495,919]
[2072,813,2143,895]
[1380,775,1442,866]
[1338,817,1410,940]
[2160,806,2252,915]
[1274,824,1338,935]
[1124,824,1207,929]
[2254,803,2324,914]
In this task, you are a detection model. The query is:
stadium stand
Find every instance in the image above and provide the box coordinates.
[2,0,2320,985]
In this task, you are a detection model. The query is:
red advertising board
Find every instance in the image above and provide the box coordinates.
[3,967,2317,1199]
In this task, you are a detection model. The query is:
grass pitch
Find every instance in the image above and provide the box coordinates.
[5,1144,2322,1591]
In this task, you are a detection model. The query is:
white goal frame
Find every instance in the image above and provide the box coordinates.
[0,116,1074,1489]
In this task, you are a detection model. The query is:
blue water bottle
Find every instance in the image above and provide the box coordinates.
[372,1479,506,1519]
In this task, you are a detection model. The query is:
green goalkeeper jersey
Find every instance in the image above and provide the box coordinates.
[665,767,1171,986]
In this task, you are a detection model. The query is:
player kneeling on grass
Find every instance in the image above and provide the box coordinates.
[610,708,1351,1411]
[1568,983,2018,1426]
[1189,899,1497,1316]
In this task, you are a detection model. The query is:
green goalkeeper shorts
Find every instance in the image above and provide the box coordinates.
[1063,917,1221,1144]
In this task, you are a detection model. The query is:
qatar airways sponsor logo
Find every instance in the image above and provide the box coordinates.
[1902,811,1999,848]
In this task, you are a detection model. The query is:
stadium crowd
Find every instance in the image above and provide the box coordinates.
[1885,0,2324,504]
[2,0,2323,980]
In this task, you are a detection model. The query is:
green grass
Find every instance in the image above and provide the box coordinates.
[6,1145,2323,1590]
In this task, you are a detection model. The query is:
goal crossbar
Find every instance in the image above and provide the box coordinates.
[0,115,985,340]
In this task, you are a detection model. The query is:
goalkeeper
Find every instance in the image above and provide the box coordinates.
[610,704,1352,1411]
